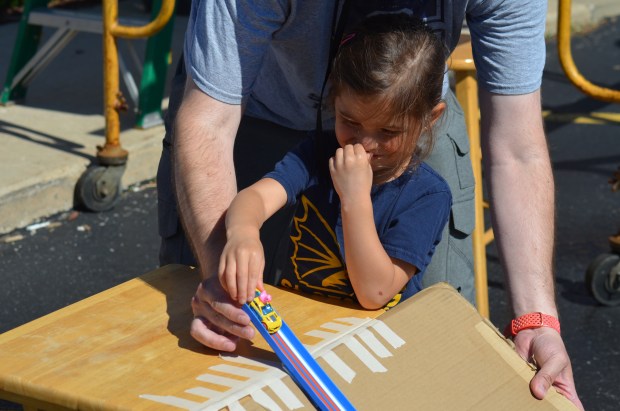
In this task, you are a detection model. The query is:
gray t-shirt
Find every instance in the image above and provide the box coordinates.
[184,0,546,131]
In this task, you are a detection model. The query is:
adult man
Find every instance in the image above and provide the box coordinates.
[156,1,583,408]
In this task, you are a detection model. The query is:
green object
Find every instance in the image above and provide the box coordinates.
[2,0,175,130]
[1,0,47,104]
[135,0,175,128]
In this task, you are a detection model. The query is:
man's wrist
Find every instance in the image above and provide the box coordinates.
[504,312,561,338]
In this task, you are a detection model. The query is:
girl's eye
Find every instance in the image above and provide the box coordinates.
[343,118,359,127]
[381,129,401,138]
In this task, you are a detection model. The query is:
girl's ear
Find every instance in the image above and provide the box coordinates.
[429,101,447,127]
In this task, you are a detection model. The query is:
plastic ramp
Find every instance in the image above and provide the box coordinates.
[243,292,356,411]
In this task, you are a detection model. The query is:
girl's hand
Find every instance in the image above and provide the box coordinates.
[329,144,373,201]
[218,228,265,305]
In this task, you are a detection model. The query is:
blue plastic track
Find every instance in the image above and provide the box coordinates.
[242,303,356,411]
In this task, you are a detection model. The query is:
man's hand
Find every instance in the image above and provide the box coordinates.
[514,328,584,410]
[329,144,373,202]
[190,276,255,352]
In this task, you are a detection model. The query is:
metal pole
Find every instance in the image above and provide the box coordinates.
[99,0,175,165]
[557,0,620,104]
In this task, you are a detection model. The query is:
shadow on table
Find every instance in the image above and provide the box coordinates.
[138,264,282,365]
[137,263,374,368]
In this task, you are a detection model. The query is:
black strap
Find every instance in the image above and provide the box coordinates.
[314,0,351,179]
[315,0,351,133]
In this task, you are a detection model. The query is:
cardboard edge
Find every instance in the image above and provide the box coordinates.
[419,282,578,410]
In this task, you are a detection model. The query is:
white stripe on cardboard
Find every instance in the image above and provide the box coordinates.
[356,328,392,358]
[224,400,245,411]
[321,350,356,383]
[251,389,282,411]
[319,321,351,332]
[185,386,226,399]
[270,378,305,409]
[371,320,405,348]
[344,338,387,372]
[197,373,246,387]
[305,329,341,340]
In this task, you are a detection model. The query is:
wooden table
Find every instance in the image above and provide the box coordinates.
[0,264,575,410]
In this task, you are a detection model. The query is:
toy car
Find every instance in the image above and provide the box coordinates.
[249,290,282,333]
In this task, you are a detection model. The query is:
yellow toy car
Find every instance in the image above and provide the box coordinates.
[249,290,282,334]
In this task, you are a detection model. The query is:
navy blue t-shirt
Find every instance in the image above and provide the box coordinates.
[265,136,451,308]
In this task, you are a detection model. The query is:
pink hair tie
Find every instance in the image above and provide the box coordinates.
[340,32,356,46]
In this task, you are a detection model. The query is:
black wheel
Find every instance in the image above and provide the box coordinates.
[74,166,123,212]
[585,253,620,306]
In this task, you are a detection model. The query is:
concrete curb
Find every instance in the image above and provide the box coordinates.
[0,107,164,234]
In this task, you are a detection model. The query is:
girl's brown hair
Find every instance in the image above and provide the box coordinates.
[329,13,446,183]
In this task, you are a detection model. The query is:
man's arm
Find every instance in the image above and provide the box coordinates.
[174,76,256,351]
[479,89,556,316]
[479,89,583,410]
[174,76,241,279]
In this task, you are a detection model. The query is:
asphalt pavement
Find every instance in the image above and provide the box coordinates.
[2,5,620,411]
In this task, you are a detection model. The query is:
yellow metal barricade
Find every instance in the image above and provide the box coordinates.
[75,0,175,211]
[449,38,493,318]
[557,0,620,104]
[101,0,175,163]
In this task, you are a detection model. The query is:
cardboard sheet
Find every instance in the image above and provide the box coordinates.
[233,284,576,410]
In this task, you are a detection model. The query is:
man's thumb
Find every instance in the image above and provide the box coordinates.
[530,371,553,400]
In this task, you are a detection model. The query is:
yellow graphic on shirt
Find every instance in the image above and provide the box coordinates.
[383,292,402,311]
[289,195,352,297]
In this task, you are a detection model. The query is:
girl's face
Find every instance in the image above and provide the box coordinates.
[334,89,414,180]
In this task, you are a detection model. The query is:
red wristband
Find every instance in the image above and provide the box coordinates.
[505,312,561,338]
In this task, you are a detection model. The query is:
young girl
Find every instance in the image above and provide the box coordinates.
[219,13,450,310]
